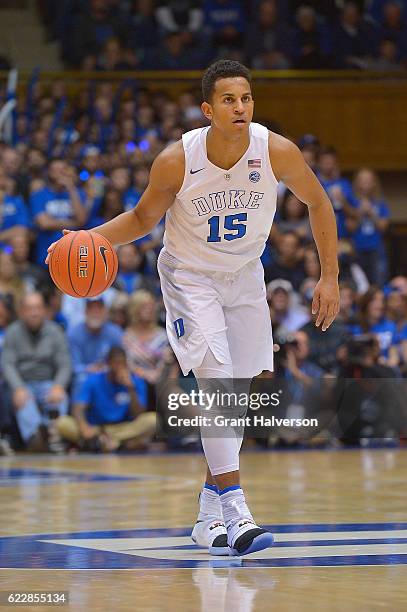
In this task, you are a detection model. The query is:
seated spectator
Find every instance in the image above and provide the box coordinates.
[115,244,155,295]
[128,0,159,55]
[267,279,310,334]
[337,239,370,295]
[332,1,379,69]
[109,292,130,330]
[379,1,407,62]
[155,0,203,35]
[1,292,71,451]
[264,231,307,290]
[147,32,204,70]
[337,281,359,326]
[0,247,26,306]
[292,5,332,69]
[349,286,399,366]
[57,346,155,452]
[246,0,293,69]
[347,168,390,286]
[71,0,129,68]
[277,191,312,242]
[23,148,47,197]
[30,159,87,266]
[0,171,31,245]
[204,0,246,61]
[87,187,123,228]
[94,37,138,71]
[289,0,339,23]
[0,293,15,357]
[68,296,123,397]
[9,233,50,293]
[0,147,25,197]
[123,290,172,389]
[368,38,403,70]
[316,147,357,239]
[303,246,321,282]
[386,289,407,372]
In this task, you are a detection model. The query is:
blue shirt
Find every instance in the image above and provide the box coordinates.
[349,198,389,252]
[318,176,354,239]
[30,186,86,265]
[78,371,147,425]
[116,271,145,294]
[124,188,142,212]
[0,195,31,231]
[203,0,245,33]
[350,319,398,358]
[68,322,123,375]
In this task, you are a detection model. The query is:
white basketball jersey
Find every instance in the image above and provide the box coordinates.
[163,122,278,273]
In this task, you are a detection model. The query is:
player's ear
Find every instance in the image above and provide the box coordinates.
[201,101,212,121]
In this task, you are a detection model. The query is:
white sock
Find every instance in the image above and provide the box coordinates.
[218,486,253,528]
[197,484,223,521]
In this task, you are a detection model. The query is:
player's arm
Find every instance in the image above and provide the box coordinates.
[86,143,183,244]
[269,133,339,331]
[45,142,184,263]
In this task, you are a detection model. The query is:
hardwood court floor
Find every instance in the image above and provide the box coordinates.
[0,449,406,611]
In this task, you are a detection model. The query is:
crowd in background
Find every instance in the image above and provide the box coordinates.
[35,0,407,71]
[0,75,406,455]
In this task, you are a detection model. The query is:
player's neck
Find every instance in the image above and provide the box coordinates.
[206,126,250,170]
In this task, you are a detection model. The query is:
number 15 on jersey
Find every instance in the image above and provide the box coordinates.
[207,213,247,242]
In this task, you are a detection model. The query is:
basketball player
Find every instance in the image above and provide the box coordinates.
[46,60,339,556]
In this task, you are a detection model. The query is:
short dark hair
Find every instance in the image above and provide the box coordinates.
[107,346,126,363]
[202,60,252,102]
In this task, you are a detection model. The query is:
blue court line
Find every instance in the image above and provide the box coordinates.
[142,538,407,551]
[0,468,153,484]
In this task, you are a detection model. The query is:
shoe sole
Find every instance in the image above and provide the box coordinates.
[229,532,274,556]
[208,545,230,556]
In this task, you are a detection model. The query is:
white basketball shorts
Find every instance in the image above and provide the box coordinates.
[157,249,274,378]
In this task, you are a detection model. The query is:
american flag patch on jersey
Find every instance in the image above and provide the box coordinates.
[248,159,261,168]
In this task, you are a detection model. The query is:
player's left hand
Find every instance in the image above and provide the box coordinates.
[312,277,340,332]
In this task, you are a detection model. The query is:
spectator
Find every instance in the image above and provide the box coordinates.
[95,37,138,71]
[317,147,357,239]
[337,281,359,326]
[1,292,71,451]
[379,1,407,62]
[0,293,15,357]
[277,191,312,242]
[246,0,293,69]
[292,5,332,69]
[204,0,246,62]
[57,346,155,452]
[350,286,399,366]
[386,290,407,370]
[71,0,129,68]
[115,244,155,295]
[347,168,390,285]
[0,147,25,196]
[332,1,379,69]
[155,1,203,35]
[0,171,31,245]
[267,279,310,334]
[0,247,26,306]
[30,159,87,266]
[68,296,123,396]
[303,246,321,282]
[264,231,307,290]
[123,290,171,389]
[337,239,370,294]
[109,292,130,330]
[128,0,159,56]
[368,38,404,70]
[9,233,50,293]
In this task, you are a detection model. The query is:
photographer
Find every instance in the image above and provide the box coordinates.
[336,334,403,443]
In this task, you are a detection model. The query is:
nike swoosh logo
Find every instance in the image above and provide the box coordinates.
[190,168,205,174]
[99,246,109,279]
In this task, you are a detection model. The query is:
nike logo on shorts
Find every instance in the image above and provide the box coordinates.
[190,167,205,174]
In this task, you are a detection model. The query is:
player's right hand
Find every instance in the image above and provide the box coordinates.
[45,229,72,265]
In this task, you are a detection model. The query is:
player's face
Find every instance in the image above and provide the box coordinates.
[202,77,254,135]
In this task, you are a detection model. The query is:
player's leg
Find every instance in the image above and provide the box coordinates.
[194,348,273,556]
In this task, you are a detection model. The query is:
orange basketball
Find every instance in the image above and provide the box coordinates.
[49,230,118,298]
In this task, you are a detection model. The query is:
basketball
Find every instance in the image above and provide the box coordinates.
[49,230,118,298]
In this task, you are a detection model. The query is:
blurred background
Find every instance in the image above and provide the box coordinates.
[0,0,406,456]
